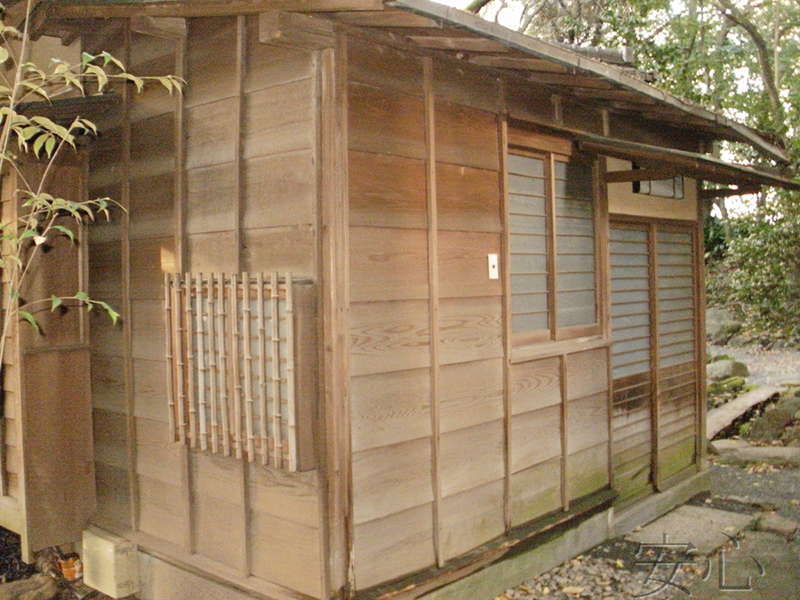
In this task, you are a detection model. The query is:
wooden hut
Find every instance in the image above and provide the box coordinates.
[1,1,798,599]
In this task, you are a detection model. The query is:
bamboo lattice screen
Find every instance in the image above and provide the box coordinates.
[165,272,298,471]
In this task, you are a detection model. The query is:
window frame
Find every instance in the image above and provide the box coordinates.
[506,141,604,348]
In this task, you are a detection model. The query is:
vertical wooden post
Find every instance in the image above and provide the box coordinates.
[498,116,512,530]
[559,354,569,511]
[120,27,139,533]
[422,56,443,568]
[648,223,661,491]
[318,34,353,598]
[694,216,707,470]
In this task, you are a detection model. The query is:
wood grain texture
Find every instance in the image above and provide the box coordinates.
[440,419,504,497]
[438,231,502,299]
[567,392,610,453]
[350,226,430,302]
[349,151,428,229]
[186,163,238,234]
[566,348,609,400]
[567,444,609,500]
[510,457,561,526]
[440,479,504,560]
[509,357,561,415]
[432,60,501,113]
[245,35,313,94]
[351,368,432,453]
[186,231,238,272]
[439,358,503,434]
[91,355,126,413]
[185,99,238,169]
[130,113,175,180]
[249,510,323,598]
[350,300,430,377]
[130,173,175,240]
[510,404,562,473]
[186,17,238,107]
[434,101,499,171]
[438,296,503,365]
[137,474,187,547]
[243,150,316,229]
[191,453,247,570]
[347,36,423,96]
[130,237,176,300]
[21,348,95,556]
[243,226,316,276]
[436,162,501,232]
[353,503,435,590]
[352,438,433,524]
[348,82,425,158]
[246,465,319,529]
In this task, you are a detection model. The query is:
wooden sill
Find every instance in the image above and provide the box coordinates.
[510,335,610,364]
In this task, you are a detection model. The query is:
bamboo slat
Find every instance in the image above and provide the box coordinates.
[165,274,177,441]
[172,275,186,443]
[257,272,269,465]
[285,271,297,471]
[230,274,244,460]
[242,272,256,461]
[195,274,209,451]
[217,272,232,457]
[270,272,282,469]
[208,276,220,454]
[183,274,197,447]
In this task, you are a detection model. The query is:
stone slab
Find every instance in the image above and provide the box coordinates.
[707,387,781,440]
[625,505,757,556]
[755,514,799,538]
[714,446,800,467]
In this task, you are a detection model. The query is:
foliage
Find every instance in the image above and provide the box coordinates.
[706,190,800,344]
[0,0,182,366]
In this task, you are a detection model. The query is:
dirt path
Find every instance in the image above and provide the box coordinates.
[708,344,800,387]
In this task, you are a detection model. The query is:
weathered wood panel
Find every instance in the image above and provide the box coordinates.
[439,358,503,433]
[350,300,430,377]
[353,503,435,590]
[352,438,433,524]
[509,357,561,415]
[348,36,423,96]
[436,162,501,233]
[440,420,504,498]
[186,17,238,107]
[438,296,503,365]
[349,151,428,229]
[434,101,499,171]
[511,404,561,473]
[348,83,426,159]
[350,227,430,302]
[243,226,316,276]
[243,150,316,229]
[440,480,504,561]
[438,231,502,299]
[351,368,431,453]
[510,457,561,526]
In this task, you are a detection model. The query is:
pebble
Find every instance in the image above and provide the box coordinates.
[493,552,696,600]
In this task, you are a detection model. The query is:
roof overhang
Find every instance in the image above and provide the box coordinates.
[573,132,800,195]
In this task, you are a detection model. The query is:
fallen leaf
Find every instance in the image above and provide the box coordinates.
[616,559,625,568]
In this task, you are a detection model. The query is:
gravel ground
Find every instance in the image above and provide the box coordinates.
[492,344,800,600]
[707,344,800,387]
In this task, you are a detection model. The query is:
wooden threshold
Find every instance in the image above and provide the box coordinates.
[356,488,615,600]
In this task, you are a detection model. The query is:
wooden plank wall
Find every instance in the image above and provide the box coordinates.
[87,17,324,600]
[348,37,611,590]
[347,38,436,589]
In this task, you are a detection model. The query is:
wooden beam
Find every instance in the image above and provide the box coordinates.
[468,55,569,74]
[259,10,336,49]
[410,35,508,53]
[130,15,187,39]
[330,10,439,27]
[698,184,760,200]
[605,167,679,184]
[52,0,384,18]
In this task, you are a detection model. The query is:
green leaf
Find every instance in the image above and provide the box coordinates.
[18,311,41,335]
[0,47,9,63]
[74,291,89,300]
[50,295,63,312]
[52,224,75,243]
